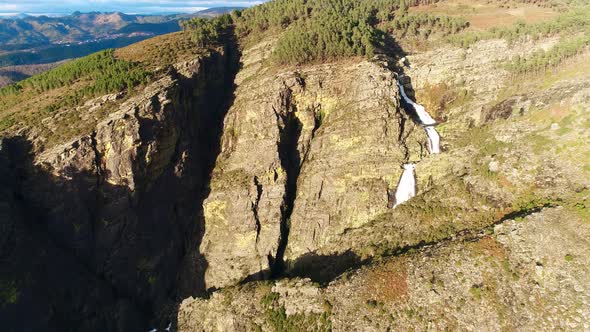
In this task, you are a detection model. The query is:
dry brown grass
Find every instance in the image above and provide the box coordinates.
[468,236,507,259]
[410,0,557,31]
[415,82,471,122]
[115,31,207,70]
[363,258,409,304]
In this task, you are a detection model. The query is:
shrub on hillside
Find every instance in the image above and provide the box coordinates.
[181,15,233,47]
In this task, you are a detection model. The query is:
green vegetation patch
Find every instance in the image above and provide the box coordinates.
[506,33,590,74]
[181,14,233,47]
[233,0,466,65]
[1,49,150,101]
[0,49,151,133]
[260,291,332,332]
[511,193,560,216]
[272,6,378,65]
[385,13,469,39]
[0,280,19,307]
[364,177,500,259]
[448,7,590,48]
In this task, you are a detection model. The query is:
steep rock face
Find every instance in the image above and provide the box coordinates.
[285,61,425,263]
[404,38,558,101]
[0,46,237,330]
[0,137,145,331]
[200,68,303,288]
[200,46,426,289]
[178,207,590,332]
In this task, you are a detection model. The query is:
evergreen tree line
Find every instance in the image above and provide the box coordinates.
[448,6,590,48]
[271,1,383,64]
[487,0,587,9]
[178,0,465,65]
[385,13,469,38]
[232,0,462,65]
[232,0,444,38]
[506,34,590,73]
[0,49,151,115]
[0,49,151,98]
[180,15,233,47]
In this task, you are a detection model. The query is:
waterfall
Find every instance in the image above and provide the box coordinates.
[393,164,416,208]
[397,80,440,155]
[398,82,436,126]
[391,77,443,209]
[425,126,441,154]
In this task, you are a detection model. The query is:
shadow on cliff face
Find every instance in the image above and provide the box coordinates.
[169,30,241,329]
[273,104,303,277]
[286,251,368,286]
[0,136,149,331]
[0,33,241,332]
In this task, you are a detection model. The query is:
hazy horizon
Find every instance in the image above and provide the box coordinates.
[0,1,264,16]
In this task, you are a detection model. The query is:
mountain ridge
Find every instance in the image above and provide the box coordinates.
[0,7,245,49]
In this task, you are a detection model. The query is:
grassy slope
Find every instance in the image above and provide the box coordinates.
[0,31,208,148]
[409,0,558,31]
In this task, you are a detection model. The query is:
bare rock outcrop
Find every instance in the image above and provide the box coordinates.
[200,48,426,289]
[178,207,590,332]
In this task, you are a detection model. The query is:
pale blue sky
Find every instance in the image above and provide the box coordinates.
[0,0,265,15]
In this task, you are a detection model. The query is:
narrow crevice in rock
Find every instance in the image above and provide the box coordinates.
[89,131,103,184]
[173,28,242,300]
[397,109,410,161]
[88,131,103,275]
[252,176,263,243]
[272,102,303,277]
[312,105,324,139]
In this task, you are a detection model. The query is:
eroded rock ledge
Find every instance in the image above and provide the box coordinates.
[178,207,590,331]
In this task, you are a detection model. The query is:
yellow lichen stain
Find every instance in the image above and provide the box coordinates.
[383,174,401,188]
[333,178,347,194]
[329,135,363,150]
[235,232,257,250]
[349,213,370,229]
[268,166,286,183]
[145,143,154,164]
[204,200,227,224]
[245,108,260,123]
[292,92,339,124]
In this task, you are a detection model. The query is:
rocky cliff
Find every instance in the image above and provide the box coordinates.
[198,41,427,289]
[179,206,590,331]
[0,40,239,330]
[2,8,590,332]
[177,35,590,331]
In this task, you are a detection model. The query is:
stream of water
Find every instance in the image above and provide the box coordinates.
[393,78,442,208]
[393,163,417,208]
[398,82,436,126]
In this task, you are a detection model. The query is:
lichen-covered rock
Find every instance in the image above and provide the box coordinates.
[286,61,424,262]
[200,42,426,289]
[178,207,590,332]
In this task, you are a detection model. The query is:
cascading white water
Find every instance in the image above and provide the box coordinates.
[148,322,171,332]
[391,77,443,209]
[397,80,440,154]
[393,164,416,208]
[398,82,436,126]
[425,126,441,154]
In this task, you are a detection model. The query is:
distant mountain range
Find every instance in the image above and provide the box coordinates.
[0,8,244,51]
[0,7,244,85]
